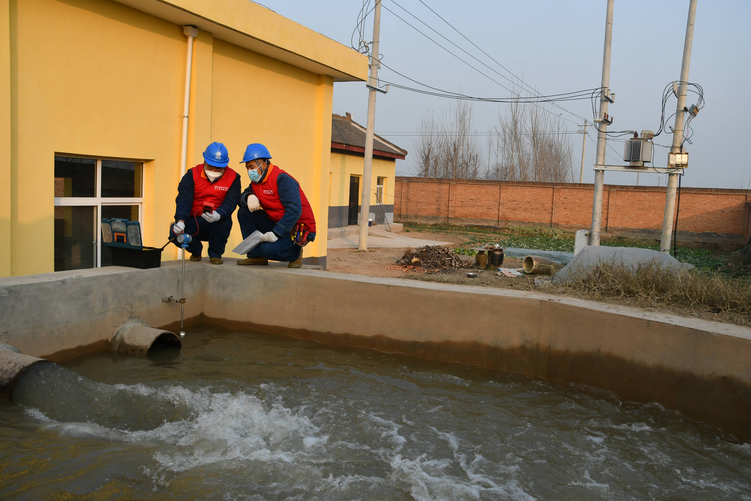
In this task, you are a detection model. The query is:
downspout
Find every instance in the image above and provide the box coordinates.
[180,26,198,179]
[179,26,198,258]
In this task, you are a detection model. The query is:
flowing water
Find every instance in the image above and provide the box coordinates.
[1,325,750,500]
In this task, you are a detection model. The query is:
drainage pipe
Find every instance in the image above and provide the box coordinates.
[178,26,198,259]
[523,256,555,275]
[0,346,48,401]
[112,319,181,356]
[180,25,198,179]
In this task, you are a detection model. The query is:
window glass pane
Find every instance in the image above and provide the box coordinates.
[55,206,96,271]
[101,205,139,267]
[55,157,96,197]
[102,160,142,197]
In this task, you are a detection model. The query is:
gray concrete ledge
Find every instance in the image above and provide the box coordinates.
[1,262,751,440]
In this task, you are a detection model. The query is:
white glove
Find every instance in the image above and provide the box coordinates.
[201,210,221,223]
[262,231,279,243]
[172,221,185,235]
[247,194,261,212]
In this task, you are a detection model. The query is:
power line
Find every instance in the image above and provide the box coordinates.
[351,0,375,53]
[377,130,583,137]
[380,2,586,126]
[414,0,589,123]
[381,78,598,104]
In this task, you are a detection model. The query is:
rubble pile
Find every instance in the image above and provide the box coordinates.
[395,246,472,273]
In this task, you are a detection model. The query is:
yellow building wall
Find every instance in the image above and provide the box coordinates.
[329,153,396,208]
[2,0,365,276]
[9,0,185,276]
[209,39,333,261]
[0,0,11,277]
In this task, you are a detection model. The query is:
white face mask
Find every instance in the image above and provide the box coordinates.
[205,169,223,182]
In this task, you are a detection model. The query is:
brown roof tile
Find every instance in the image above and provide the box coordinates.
[332,113,407,158]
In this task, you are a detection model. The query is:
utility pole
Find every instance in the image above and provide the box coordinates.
[660,0,697,254]
[589,0,614,246]
[578,119,588,183]
[358,0,383,251]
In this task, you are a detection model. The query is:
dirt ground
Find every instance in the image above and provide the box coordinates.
[325,228,750,327]
[326,229,538,291]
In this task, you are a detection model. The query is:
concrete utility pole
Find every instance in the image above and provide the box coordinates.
[589,0,614,246]
[579,119,588,183]
[660,0,697,254]
[358,0,383,251]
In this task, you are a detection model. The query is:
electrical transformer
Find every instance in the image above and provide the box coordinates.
[623,138,653,166]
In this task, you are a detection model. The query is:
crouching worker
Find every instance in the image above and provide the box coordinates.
[169,142,241,265]
[236,143,316,268]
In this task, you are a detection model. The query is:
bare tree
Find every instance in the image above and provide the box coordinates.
[415,114,440,178]
[485,82,575,183]
[413,91,574,183]
[413,100,482,180]
[486,96,575,183]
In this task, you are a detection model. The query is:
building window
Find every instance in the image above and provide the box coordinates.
[54,156,144,271]
[376,176,386,204]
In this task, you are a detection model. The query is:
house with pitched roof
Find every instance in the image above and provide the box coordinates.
[329,113,407,229]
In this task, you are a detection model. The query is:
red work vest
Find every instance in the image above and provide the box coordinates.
[190,164,238,217]
[251,164,317,234]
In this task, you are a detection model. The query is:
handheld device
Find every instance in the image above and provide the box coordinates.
[202,202,214,214]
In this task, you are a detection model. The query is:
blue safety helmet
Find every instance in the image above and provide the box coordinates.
[202,142,230,168]
[240,143,272,164]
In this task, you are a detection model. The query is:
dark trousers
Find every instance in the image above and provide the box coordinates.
[169,216,232,258]
[237,207,301,262]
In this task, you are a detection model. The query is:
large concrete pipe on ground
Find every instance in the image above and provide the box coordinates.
[523,256,555,274]
[0,345,49,401]
[112,319,181,356]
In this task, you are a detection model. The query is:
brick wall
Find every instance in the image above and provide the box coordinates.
[394,178,751,245]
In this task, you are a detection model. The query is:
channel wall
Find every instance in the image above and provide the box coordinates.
[1,261,750,440]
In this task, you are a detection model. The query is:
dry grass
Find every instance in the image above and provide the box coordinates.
[548,261,751,326]
[402,259,750,327]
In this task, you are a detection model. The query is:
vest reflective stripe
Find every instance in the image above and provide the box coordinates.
[190,165,238,217]
[251,164,317,234]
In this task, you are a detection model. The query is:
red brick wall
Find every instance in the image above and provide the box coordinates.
[395,178,751,245]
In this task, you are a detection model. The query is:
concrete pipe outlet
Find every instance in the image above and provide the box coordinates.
[112,319,182,356]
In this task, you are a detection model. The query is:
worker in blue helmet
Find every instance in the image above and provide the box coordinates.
[169,142,241,264]
[236,143,317,268]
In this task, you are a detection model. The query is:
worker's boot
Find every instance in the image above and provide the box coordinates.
[288,249,303,268]
[210,257,223,265]
[190,254,202,262]
[237,257,268,266]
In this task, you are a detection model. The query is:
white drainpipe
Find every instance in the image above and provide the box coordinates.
[180,26,198,178]
[177,26,197,259]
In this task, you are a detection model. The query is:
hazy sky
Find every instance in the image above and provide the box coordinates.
[258,1,750,190]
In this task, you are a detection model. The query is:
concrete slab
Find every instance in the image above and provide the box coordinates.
[327,223,403,240]
[327,225,450,249]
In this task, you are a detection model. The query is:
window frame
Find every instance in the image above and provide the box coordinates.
[54,156,144,269]
[376,176,386,205]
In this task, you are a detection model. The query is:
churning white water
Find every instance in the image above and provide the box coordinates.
[1,325,750,500]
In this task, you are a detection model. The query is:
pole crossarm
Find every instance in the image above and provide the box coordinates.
[594,165,685,174]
